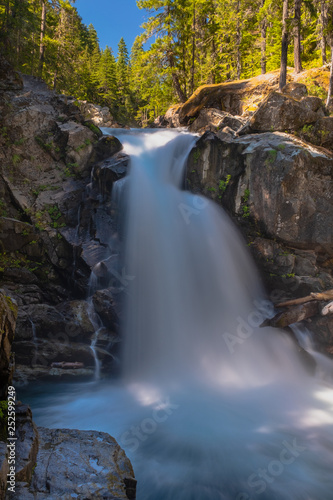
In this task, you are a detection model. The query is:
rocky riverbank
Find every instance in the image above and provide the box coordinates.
[0,60,136,499]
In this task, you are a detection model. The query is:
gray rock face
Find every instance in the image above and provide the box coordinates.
[249,91,322,132]
[78,100,116,128]
[15,427,136,500]
[281,82,308,99]
[1,404,136,500]
[188,131,333,254]
[186,130,333,352]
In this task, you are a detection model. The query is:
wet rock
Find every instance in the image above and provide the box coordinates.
[14,304,67,341]
[15,403,39,484]
[14,364,94,385]
[92,152,129,200]
[93,288,120,330]
[56,300,96,340]
[0,291,17,399]
[266,301,319,328]
[308,315,333,354]
[14,427,136,500]
[14,337,94,369]
[89,135,123,165]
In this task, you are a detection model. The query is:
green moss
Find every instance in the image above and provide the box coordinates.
[242,205,250,218]
[302,124,314,134]
[14,137,25,146]
[277,143,286,150]
[86,122,101,136]
[192,149,201,163]
[218,174,231,194]
[265,149,277,166]
[12,154,21,166]
[4,295,18,315]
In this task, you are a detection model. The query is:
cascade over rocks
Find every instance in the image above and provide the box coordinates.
[186,129,333,353]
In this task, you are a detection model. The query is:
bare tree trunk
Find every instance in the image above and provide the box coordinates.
[38,0,46,77]
[294,0,302,73]
[171,69,187,103]
[190,0,196,95]
[260,19,267,74]
[320,0,327,64]
[260,0,267,74]
[326,46,333,108]
[279,0,289,91]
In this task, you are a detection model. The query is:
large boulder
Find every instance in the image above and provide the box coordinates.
[15,427,136,499]
[281,82,308,99]
[1,404,136,500]
[77,100,115,128]
[248,91,322,132]
[187,131,333,254]
[176,69,291,125]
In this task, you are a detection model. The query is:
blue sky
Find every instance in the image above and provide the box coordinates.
[75,0,147,54]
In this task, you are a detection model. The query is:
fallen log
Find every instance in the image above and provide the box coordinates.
[275,289,333,308]
[264,301,319,328]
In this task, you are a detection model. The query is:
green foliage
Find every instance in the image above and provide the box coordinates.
[219,175,231,193]
[302,124,314,134]
[266,149,277,166]
[0,0,331,125]
[242,205,250,218]
[243,188,250,202]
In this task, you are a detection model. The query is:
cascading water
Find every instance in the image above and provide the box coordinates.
[21,129,333,500]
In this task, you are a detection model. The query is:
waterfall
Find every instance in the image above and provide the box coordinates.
[23,129,333,500]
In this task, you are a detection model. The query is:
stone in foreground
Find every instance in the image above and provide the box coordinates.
[14,427,136,499]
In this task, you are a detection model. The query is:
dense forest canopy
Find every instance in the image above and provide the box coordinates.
[1,0,333,124]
